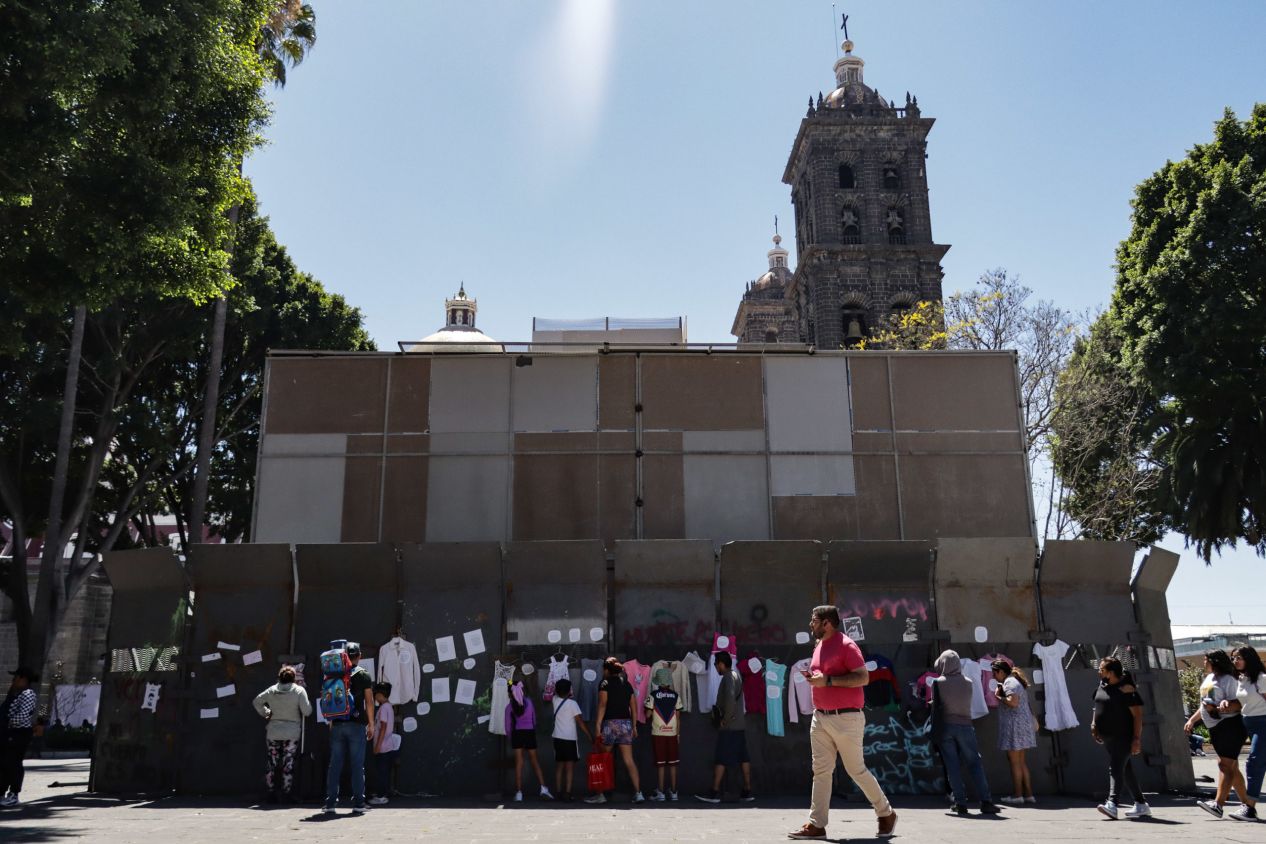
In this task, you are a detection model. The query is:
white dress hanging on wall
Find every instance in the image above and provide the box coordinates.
[1032,639,1080,731]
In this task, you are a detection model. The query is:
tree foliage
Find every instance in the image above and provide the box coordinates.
[1069,105,1266,560]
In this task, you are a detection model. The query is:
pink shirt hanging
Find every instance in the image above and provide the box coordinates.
[623,659,653,723]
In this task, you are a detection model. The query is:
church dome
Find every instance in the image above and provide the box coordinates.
[404,285,503,352]
[821,39,894,114]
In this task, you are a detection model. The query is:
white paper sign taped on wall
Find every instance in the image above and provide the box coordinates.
[715,635,730,650]
[435,636,457,662]
[463,629,485,656]
[973,626,989,643]
[842,617,865,642]
[242,650,263,666]
[431,678,450,703]
[1032,669,1044,685]
[402,717,418,733]
[747,657,762,673]
[864,661,878,672]
[765,670,779,682]
[216,684,235,698]
[360,658,375,679]
[767,685,782,699]
[200,708,219,719]
[568,628,581,643]
[141,683,161,712]
[521,662,535,675]
[795,631,811,645]
[463,658,476,670]
[589,627,604,642]
[417,702,431,716]
[583,669,598,682]
[422,663,435,674]
[217,641,240,652]
[548,629,562,644]
[455,679,477,705]
[477,715,490,724]
[201,652,222,663]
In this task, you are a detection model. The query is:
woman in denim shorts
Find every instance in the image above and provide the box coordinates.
[585,658,644,803]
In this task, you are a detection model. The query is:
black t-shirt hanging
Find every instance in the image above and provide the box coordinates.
[1093,680,1143,738]
[600,675,634,720]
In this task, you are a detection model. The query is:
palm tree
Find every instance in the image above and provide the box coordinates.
[188,2,317,546]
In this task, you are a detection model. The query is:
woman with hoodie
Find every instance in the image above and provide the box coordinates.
[252,665,313,803]
[931,650,1001,817]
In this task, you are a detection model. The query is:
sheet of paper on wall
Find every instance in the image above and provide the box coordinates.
[216,684,235,698]
[141,682,162,712]
[402,717,418,733]
[842,617,865,642]
[216,641,241,652]
[316,699,327,723]
[359,658,375,680]
[422,663,435,674]
[201,652,222,663]
[200,708,219,719]
[242,650,263,666]
[463,658,476,670]
[476,714,490,724]
[463,629,485,657]
[568,628,581,643]
[431,677,450,703]
[454,679,477,705]
[795,631,811,645]
[435,636,457,662]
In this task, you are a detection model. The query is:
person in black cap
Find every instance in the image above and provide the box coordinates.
[1,667,39,809]
[323,642,374,815]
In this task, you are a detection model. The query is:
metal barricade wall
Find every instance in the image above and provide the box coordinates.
[1132,547,1194,793]
[718,541,823,795]
[92,549,190,795]
[182,544,294,794]
[828,541,943,796]
[398,543,503,797]
[613,540,717,794]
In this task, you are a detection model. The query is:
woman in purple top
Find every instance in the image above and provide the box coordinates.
[505,681,553,802]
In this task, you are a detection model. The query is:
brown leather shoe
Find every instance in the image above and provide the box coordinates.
[877,809,898,837]
[787,823,827,839]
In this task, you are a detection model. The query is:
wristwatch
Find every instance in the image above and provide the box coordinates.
[826,676,832,687]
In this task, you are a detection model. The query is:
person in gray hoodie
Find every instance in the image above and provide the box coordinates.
[253,665,313,803]
[931,650,1001,816]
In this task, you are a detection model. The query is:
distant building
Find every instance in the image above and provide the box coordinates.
[530,316,686,350]
[404,285,502,352]
[1172,624,1266,667]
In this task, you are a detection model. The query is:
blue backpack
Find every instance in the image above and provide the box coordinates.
[320,648,355,721]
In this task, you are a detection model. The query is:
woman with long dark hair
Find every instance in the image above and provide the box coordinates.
[1091,657,1150,819]
[1185,649,1252,819]
[585,657,643,804]
[991,660,1036,804]
[1222,646,1265,821]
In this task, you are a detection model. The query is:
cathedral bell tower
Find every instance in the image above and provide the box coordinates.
[778,36,949,348]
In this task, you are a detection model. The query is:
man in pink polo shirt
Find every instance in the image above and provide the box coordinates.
[788,605,897,840]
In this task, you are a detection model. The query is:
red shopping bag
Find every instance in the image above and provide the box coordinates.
[587,748,615,793]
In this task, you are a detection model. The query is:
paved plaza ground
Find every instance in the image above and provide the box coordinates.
[0,754,1259,843]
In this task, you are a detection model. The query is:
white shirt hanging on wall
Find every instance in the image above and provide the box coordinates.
[1032,639,1079,731]
[958,657,991,719]
[377,637,422,705]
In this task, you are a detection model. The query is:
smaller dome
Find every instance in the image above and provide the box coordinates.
[406,325,502,353]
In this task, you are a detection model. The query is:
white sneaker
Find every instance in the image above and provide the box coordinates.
[633,791,645,803]
[1000,796,1024,805]
[539,786,554,800]
[1097,801,1119,820]
[366,796,388,806]
[584,793,607,804]
[1025,796,1037,804]
[513,791,523,802]
[1124,803,1151,819]
[669,790,679,802]
[651,789,666,802]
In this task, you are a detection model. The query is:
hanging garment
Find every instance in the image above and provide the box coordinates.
[578,658,603,721]
[738,652,768,715]
[623,660,653,723]
[650,659,693,714]
[377,637,422,705]
[912,671,940,705]
[701,653,725,713]
[1033,639,1080,731]
[488,661,515,735]
[788,657,814,724]
[542,655,569,702]
[764,659,787,737]
[958,657,991,719]
[863,653,901,710]
[682,651,708,713]
[979,652,1014,709]
[712,632,738,657]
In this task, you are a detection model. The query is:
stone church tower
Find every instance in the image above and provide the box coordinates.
[733,36,949,348]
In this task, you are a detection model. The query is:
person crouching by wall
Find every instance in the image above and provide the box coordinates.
[930,650,1001,817]
[252,665,312,804]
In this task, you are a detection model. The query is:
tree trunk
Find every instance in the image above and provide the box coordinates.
[188,294,227,548]
[29,304,86,670]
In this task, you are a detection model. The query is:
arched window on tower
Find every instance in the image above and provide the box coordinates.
[841,207,862,244]
[764,329,779,344]
[838,164,855,189]
[883,165,901,190]
[886,208,906,245]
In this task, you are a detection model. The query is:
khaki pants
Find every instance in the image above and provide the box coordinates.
[809,710,892,828]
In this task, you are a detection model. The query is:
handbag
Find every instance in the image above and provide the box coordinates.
[586,747,615,793]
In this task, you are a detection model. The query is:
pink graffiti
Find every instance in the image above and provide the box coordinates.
[841,596,929,623]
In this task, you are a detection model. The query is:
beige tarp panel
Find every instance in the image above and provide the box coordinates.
[934,537,1038,644]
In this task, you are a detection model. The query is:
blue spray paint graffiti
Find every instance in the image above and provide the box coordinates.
[858,715,945,795]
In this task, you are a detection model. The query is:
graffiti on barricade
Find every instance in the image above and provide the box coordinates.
[860,715,943,795]
[841,595,929,623]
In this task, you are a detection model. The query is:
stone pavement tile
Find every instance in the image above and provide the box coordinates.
[3,760,1262,843]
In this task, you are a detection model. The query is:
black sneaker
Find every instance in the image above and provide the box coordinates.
[1196,800,1223,818]
[694,790,721,804]
[740,790,755,802]
[1229,804,1258,821]
[950,804,969,816]
[980,802,1002,815]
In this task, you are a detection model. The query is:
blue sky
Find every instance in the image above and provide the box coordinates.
[245,1,1266,624]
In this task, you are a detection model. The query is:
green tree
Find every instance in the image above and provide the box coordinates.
[1109,105,1266,560]
[0,0,274,668]
[189,0,318,544]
